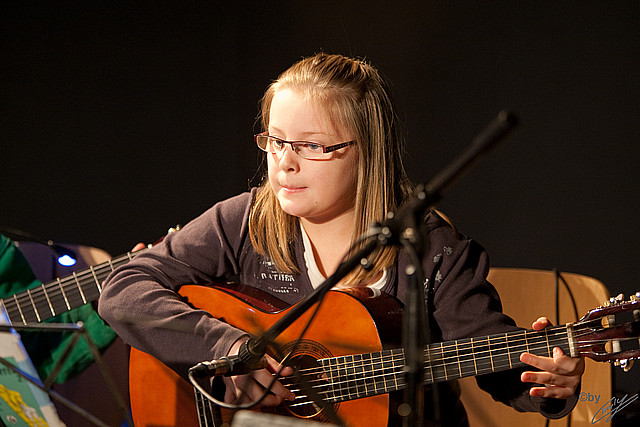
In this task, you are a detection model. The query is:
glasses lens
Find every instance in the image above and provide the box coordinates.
[255,135,335,159]
[296,143,325,159]
[256,135,271,151]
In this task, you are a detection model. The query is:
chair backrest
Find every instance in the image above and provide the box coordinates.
[14,241,111,282]
[458,267,612,427]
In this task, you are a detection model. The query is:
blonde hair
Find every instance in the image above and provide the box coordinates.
[249,53,413,286]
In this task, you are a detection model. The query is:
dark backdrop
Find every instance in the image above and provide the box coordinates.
[2,1,639,401]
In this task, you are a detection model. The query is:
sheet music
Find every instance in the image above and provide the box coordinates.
[0,307,65,427]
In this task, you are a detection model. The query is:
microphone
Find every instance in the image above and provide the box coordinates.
[189,340,269,378]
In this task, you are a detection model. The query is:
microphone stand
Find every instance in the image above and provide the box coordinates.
[199,111,518,425]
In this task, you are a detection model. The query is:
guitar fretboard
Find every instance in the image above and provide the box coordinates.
[315,326,572,404]
[1,248,146,325]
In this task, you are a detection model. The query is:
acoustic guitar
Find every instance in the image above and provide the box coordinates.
[1,247,149,325]
[129,283,640,427]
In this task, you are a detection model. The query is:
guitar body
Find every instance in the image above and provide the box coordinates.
[129,284,404,427]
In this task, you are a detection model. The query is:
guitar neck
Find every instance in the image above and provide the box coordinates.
[318,325,572,404]
[1,248,147,325]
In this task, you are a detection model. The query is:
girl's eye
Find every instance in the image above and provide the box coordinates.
[304,143,322,151]
[273,139,285,149]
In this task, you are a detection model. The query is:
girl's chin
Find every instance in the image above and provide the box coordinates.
[276,197,304,217]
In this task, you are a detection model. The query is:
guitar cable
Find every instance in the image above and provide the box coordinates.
[188,280,346,426]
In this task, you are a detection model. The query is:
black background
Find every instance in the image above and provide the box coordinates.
[2,1,639,399]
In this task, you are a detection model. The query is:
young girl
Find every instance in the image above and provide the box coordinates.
[99,53,583,425]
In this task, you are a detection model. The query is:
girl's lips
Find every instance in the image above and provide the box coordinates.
[281,184,306,192]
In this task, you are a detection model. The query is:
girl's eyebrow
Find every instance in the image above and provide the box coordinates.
[268,126,329,139]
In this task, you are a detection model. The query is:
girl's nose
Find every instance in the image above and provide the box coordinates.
[276,144,300,172]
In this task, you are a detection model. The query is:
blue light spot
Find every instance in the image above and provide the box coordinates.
[57,254,77,266]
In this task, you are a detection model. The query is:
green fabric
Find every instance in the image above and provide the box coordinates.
[0,234,117,383]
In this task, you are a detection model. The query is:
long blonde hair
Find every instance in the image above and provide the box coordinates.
[249,53,413,286]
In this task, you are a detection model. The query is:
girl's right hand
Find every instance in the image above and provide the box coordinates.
[222,337,295,408]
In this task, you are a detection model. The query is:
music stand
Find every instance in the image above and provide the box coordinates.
[0,307,133,427]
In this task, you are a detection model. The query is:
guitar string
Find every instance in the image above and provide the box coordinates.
[280,333,574,401]
[281,324,598,383]
[333,320,607,377]
[285,340,617,408]
[290,333,623,405]
[2,253,138,323]
[279,326,614,403]
[197,332,581,409]
[6,262,116,308]
[288,320,604,388]
[4,268,110,322]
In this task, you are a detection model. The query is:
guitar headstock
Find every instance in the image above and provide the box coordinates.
[573,292,640,371]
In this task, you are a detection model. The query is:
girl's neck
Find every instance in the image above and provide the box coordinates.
[299,211,354,278]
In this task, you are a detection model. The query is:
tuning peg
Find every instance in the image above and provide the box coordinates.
[606,294,625,307]
[168,225,182,234]
[615,358,635,372]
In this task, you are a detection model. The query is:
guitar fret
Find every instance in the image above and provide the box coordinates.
[371,352,382,395]
[429,342,447,382]
[505,333,512,369]
[488,336,495,372]
[26,288,41,323]
[362,353,373,396]
[440,342,451,381]
[470,337,477,374]
[473,337,493,375]
[424,346,435,384]
[457,337,476,378]
[386,349,402,393]
[530,330,547,357]
[46,282,68,315]
[380,349,397,394]
[320,358,337,402]
[509,332,522,368]
[349,354,362,398]
[61,276,85,309]
[12,294,27,324]
[351,354,367,399]
[90,265,102,293]
[73,272,87,304]
[345,355,356,400]
[41,283,55,317]
[57,277,72,311]
[455,340,462,378]
[332,356,346,401]
[545,329,551,357]
[488,334,510,372]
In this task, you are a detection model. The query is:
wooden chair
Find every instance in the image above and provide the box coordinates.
[459,267,612,427]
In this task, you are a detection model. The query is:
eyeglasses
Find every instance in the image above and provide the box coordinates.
[254,132,356,160]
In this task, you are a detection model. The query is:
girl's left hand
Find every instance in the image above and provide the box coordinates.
[519,316,585,399]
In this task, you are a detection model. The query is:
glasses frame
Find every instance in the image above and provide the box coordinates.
[254,132,356,159]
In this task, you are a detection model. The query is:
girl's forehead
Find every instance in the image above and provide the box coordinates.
[270,89,352,139]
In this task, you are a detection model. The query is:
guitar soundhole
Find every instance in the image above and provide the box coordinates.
[277,339,339,422]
